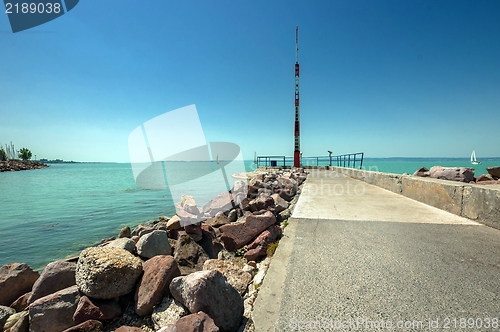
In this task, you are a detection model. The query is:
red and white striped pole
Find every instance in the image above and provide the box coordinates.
[293,26,301,168]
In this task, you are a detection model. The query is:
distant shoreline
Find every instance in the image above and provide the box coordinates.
[0,160,49,172]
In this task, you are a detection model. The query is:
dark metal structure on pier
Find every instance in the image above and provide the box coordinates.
[257,152,364,169]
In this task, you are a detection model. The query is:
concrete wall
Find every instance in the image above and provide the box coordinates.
[331,167,500,229]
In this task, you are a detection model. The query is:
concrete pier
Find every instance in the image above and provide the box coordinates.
[252,169,500,331]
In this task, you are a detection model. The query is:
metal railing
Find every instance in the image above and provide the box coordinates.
[256,152,364,169]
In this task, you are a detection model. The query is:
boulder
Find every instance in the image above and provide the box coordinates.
[106,238,136,253]
[28,285,81,332]
[72,295,122,324]
[178,195,199,215]
[277,177,298,201]
[177,209,200,227]
[6,310,28,332]
[205,212,230,228]
[118,226,131,238]
[278,208,291,222]
[413,166,430,177]
[115,327,144,332]
[219,211,276,251]
[10,292,30,311]
[486,166,500,178]
[151,296,189,330]
[248,194,275,212]
[28,260,76,304]
[136,230,171,259]
[62,320,103,332]
[161,311,219,332]
[169,270,243,332]
[0,305,15,330]
[75,247,143,299]
[244,225,282,262]
[476,174,495,182]
[203,259,252,295]
[135,255,181,316]
[429,166,475,183]
[167,215,182,230]
[197,230,216,259]
[227,209,238,223]
[0,263,39,306]
[184,223,203,242]
[203,192,234,217]
[131,223,155,238]
[174,234,209,275]
[271,193,289,214]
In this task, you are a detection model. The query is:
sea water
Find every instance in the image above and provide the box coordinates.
[1,158,499,270]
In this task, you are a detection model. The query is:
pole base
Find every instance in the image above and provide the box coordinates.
[294,151,301,168]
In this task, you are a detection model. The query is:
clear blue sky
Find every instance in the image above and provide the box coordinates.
[1,0,499,162]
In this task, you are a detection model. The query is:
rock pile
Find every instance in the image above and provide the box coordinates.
[0,161,48,172]
[413,165,500,184]
[0,167,307,332]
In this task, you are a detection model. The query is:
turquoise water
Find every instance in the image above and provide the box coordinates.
[1,158,499,270]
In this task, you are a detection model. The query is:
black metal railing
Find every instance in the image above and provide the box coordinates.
[256,152,364,169]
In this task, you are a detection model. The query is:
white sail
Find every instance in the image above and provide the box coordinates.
[471,150,481,164]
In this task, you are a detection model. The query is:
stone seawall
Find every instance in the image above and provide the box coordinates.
[330,167,500,230]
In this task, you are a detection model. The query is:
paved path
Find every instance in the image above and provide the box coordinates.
[252,169,500,331]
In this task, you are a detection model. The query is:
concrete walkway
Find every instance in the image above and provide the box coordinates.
[252,169,500,331]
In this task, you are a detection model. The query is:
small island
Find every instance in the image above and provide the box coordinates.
[0,142,49,172]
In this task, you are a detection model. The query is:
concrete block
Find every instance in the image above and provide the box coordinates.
[462,185,500,229]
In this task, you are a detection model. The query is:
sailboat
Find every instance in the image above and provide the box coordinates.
[253,152,257,164]
[471,150,481,165]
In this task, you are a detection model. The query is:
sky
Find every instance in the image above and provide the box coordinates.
[1,0,499,162]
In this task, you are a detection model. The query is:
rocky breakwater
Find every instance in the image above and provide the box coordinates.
[0,167,307,332]
[0,161,48,172]
[413,166,500,184]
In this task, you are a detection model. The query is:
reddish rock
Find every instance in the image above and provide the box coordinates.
[184,223,203,242]
[277,177,298,201]
[162,311,219,332]
[28,285,81,332]
[487,166,500,178]
[0,263,39,306]
[429,166,475,182]
[169,270,243,332]
[136,230,171,259]
[62,320,103,332]
[135,255,181,316]
[73,295,122,324]
[248,194,275,212]
[174,234,209,275]
[167,215,182,230]
[177,209,200,227]
[28,260,76,304]
[239,197,252,211]
[115,327,144,332]
[219,211,276,251]
[10,292,30,311]
[203,259,252,295]
[244,225,282,261]
[202,192,234,217]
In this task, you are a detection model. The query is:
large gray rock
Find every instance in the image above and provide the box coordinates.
[136,230,171,259]
[106,238,136,253]
[151,297,189,330]
[135,255,181,316]
[429,166,475,182]
[203,192,234,217]
[28,260,76,304]
[486,166,500,178]
[174,234,209,275]
[28,285,81,332]
[75,247,143,299]
[219,211,276,251]
[203,259,252,295]
[271,193,289,214]
[0,305,15,330]
[161,311,219,332]
[0,263,39,306]
[169,270,243,332]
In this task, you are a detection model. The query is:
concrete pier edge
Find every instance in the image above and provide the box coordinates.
[330,166,500,230]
